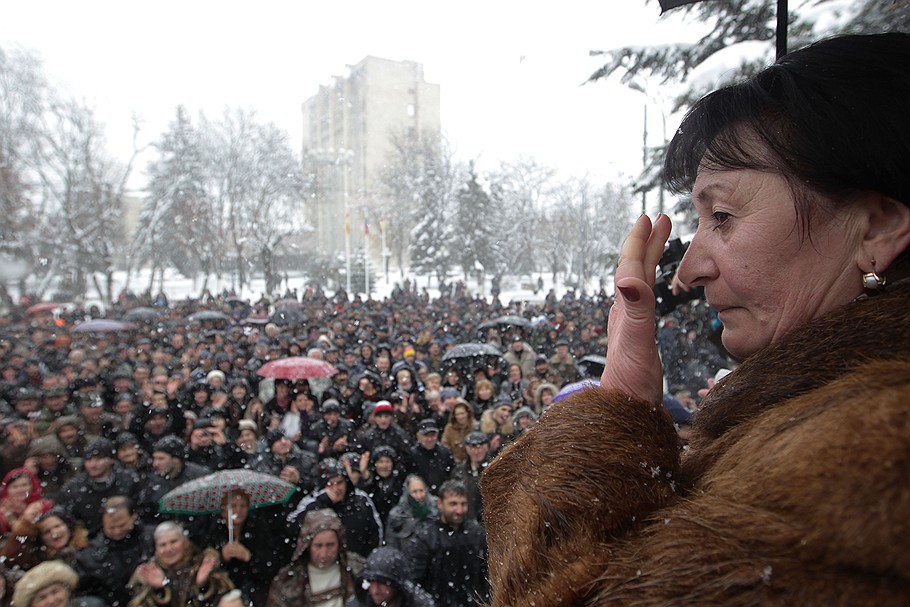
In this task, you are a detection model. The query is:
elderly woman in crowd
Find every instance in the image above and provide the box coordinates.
[483,33,910,606]
[128,521,234,607]
[12,560,80,607]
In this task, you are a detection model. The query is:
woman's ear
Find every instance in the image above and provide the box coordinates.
[857,194,910,273]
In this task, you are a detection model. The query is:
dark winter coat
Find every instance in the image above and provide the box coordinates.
[250,447,318,494]
[405,516,488,607]
[137,460,210,525]
[450,459,489,522]
[407,444,454,496]
[357,468,405,525]
[384,489,437,552]
[268,508,364,607]
[74,522,155,607]
[482,281,910,606]
[57,467,141,535]
[346,546,436,607]
[359,423,413,466]
[289,481,383,559]
[310,418,360,459]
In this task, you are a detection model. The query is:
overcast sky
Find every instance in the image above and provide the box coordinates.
[2,1,699,190]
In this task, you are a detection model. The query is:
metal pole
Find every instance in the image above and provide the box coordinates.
[777,0,788,59]
[364,211,370,296]
[641,102,648,215]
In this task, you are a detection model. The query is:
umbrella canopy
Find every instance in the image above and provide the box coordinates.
[160,469,297,515]
[159,469,297,543]
[273,298,304,309]
[123,307,160,322]
[71,319,138,333]
[269,308,307,325]
[441,342,504,375]
[553,379,600,403]
[25,302,64,316]
[257,356,338,380]
[187,310,231,323]
[577,354,607,379]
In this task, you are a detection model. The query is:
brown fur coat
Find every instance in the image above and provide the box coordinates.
[482,282,910,606]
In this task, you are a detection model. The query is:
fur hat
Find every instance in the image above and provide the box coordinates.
[13,560,79,607]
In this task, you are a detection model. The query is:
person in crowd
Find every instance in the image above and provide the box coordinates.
[384,475,436,552]
[12,560,81,607]
[502,335,536,378]
[268,508,364,607]
[356,445,405,526]
[404,480,487,607]
[186,419,224,471]
[75,496,155,607]
[128,520,234,607]
[0,468,53,537]
[497,364,528,404]
[407,420,454,496]
[24,434,79,503]
[546,339,581,387]
[200,490,279,607]
[482,33,910,606]
[439,401,475,465]
[347,546,435,607]
[137,436,209,525]
[222,419,260,470]
[359,401,413,466]
[310,400,359,461]
[0,506,88,575]
[478,397,514,453]
[449,432,491,523]
[250,429,317,494]
[288,458,382,560]
[114,432,152,482]
[468,380,495,416]
[510,406,538,439]
[531,382,558,415]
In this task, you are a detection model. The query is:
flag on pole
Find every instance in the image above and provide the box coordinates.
[364,213,369,236]
[379,218,387,235]
[345,213,350,236]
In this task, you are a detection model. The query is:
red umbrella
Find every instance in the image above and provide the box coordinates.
[257,356,338,380]
[26,302,64,316]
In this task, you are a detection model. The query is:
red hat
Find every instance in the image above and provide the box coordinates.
[373,401,394,415]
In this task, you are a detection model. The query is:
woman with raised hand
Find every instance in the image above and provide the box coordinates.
[483,33,910,606]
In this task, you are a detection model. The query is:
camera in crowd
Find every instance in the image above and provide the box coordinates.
[654,238,705,318]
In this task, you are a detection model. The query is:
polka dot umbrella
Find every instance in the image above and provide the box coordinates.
[160,469,297,542]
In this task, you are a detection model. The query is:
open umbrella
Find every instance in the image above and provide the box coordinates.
[159,469,297,543]
[577,354,607,379]
[553,379,600,403]
[269,308,308,325]
[187,311,231,323]
[257,356,338,380]
[123,307,160,323]
[25,302,64,316]
[71,319,138,333]
[441,342,504,375]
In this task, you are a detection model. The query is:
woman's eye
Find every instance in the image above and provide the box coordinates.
[712,211,731,229]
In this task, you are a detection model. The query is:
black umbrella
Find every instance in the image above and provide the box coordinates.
[577,354,607,379]
[123,307,160,323]
[187,311,231,323]
[478,315,531,330]
[658,0,789,58]
[442,342,504,375]
[269,309,308,326]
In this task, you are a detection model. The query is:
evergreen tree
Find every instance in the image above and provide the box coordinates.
[453,162,501,282]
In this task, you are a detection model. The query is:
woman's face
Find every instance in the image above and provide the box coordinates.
[508,365,521,381]
[31,582,70,607]
[454,406,469,425]
[408,479,427,502]
[679,167,864,358]
[155,531,186,568]
[5,475,31,503]
[477,385,492,400]
[38,516,71,550]
[223,494,249,526]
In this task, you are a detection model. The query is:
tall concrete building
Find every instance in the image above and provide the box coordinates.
[301,56,441,261]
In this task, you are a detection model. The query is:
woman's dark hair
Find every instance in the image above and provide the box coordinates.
[666,33,910,238]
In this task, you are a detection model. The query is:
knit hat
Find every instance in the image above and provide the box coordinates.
[84,438,116,460]
[13,560,79,607]
[152,435,186,460]
[27,435,65,458]
[373,400,394,415]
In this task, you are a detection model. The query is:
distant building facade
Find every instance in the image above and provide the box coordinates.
[301,56,441,260]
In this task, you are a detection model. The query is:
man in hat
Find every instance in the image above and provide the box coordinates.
[310,399,359,460]
[548,339,581,386]
[503,335,537,378]
[451,431,492,522]
[288,458,382,559]
[360,401,413,466]
[269,508,364,607]
[408,419,455,496]
[57,437,141,535]
[348,546,435,607]
[137,435,210,525]
[33,384,76,436]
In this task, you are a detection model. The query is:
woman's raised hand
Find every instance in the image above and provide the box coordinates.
[601,214,671,404]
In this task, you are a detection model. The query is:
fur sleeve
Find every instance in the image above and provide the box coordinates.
[481,387,680,607]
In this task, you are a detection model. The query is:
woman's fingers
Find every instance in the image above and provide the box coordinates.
[643,214,672,284]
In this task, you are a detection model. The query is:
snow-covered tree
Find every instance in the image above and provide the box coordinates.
[453,162,501,282]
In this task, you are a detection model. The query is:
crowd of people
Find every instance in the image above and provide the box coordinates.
[0,280,727,606]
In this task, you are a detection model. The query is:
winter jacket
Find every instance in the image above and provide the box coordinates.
[384,489,437,552]
[127,545,234,607]
[250,447,318,495]
[450,459,489,523]
[268,508,364,607]
[482,281,910,606]
[57,467,141,536]
[310,418,360,460]
[359,424,413,466]
[357,467,405,525]
[407,444,455,496]
[405,516,488,607]
[502,343,537,378]
[288,482,383,559]
[75,522,155,607]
